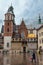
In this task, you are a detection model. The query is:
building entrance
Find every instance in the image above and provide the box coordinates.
[23,47,26,53]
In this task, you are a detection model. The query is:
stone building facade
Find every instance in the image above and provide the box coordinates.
[38,25,43,50]
[1,5,43,53]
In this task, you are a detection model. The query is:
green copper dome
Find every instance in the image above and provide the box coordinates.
[8,5,14,14]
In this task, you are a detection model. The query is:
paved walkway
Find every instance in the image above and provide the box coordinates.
[37,52,43,65]
[0,52,41,65]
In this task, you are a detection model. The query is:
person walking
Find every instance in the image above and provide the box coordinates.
[32,52,36,63]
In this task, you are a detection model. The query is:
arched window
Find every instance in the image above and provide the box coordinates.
[8,15,9,20]
[5,15,8,20]
[7,43,9,47]
[7,23,9,26]
[7,28,9,32]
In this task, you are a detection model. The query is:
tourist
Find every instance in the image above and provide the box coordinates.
[32,52,36,63]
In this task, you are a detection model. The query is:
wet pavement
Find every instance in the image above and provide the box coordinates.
[0,53,38,65]
[38,52,43,65]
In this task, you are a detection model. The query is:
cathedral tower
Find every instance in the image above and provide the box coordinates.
[4,5,15,50]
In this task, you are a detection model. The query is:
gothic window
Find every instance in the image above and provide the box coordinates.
[7,28,9,32]
[7,43,9,47]
[7,23,9,26]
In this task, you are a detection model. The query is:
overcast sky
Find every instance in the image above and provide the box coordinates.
[0,0,43,32]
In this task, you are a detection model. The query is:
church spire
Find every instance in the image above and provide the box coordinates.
[8,4,14,14]
[38,14,41,24]
[7,4,15,18]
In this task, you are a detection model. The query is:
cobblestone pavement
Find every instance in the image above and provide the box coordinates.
[0,53,39,65]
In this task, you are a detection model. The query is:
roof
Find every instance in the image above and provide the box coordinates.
[20,19,27,30]
[1,24,43,34]
[12,33,21,38]
[26,23,43,30]
[37,24,43,31]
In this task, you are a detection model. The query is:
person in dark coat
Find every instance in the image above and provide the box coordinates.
[32,52,36,63]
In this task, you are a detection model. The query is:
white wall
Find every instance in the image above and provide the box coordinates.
[38,28,43,50]
[4,36,11,50]
[33,30,37,36]
[28,43,37,50]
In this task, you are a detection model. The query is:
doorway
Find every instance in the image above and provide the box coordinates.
[23,47,26,53]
